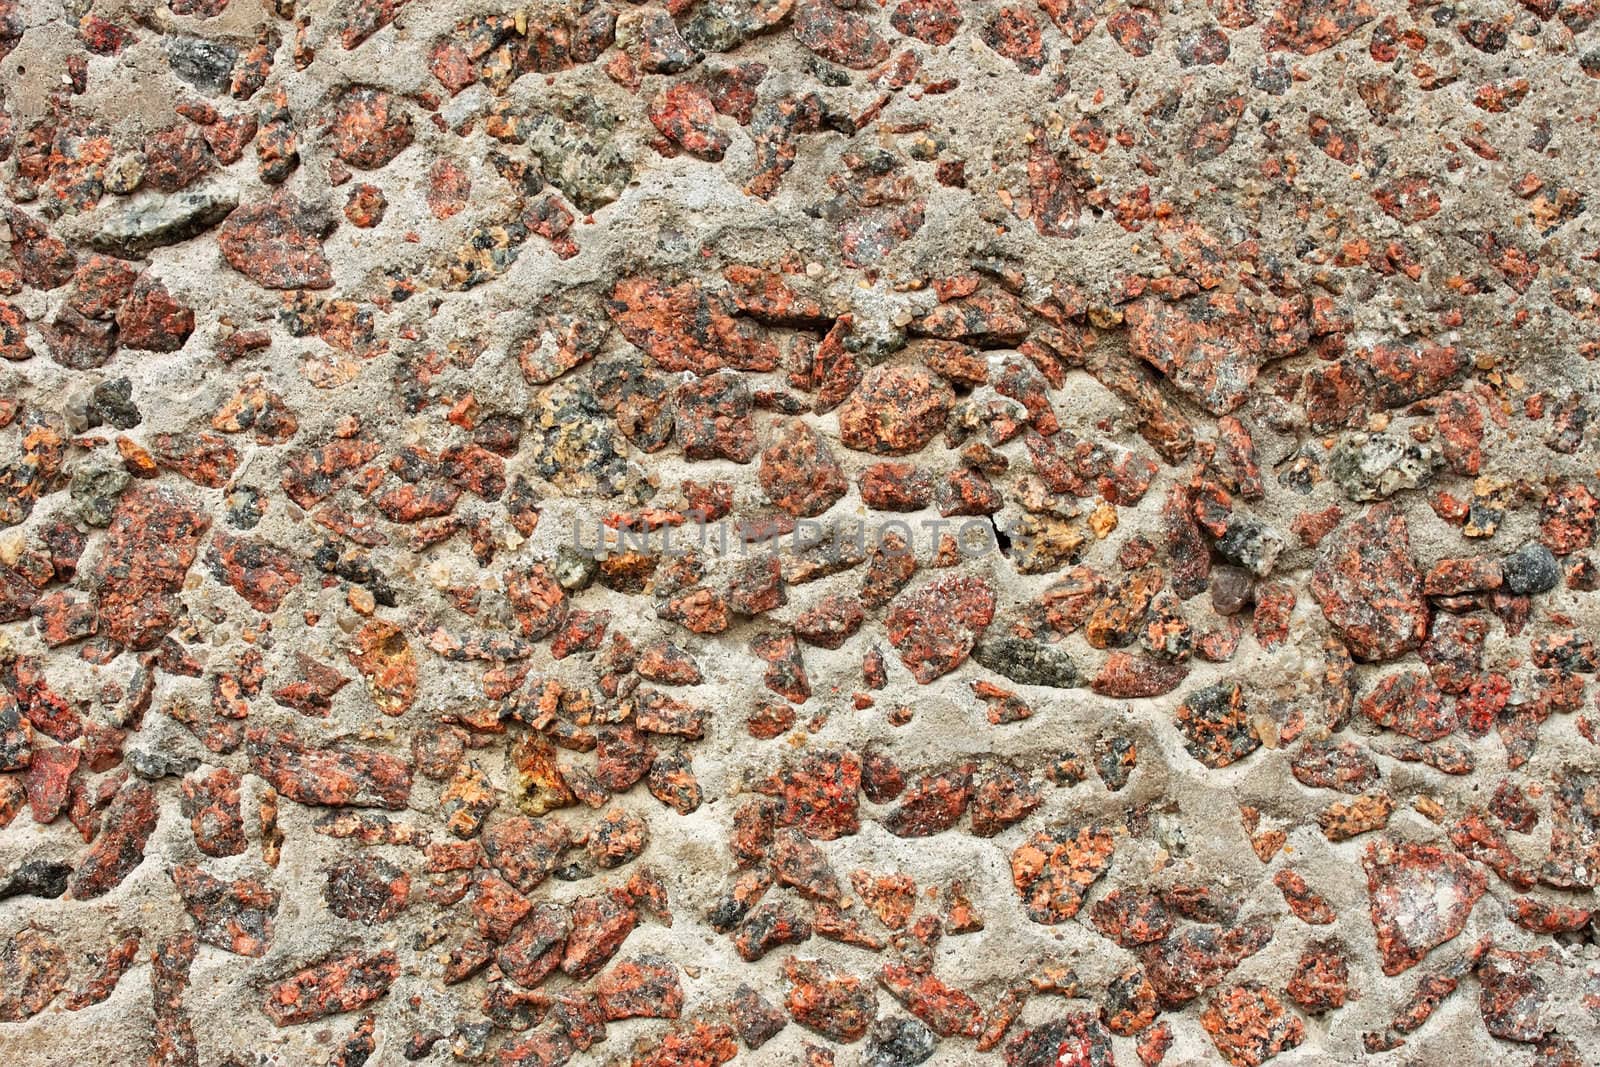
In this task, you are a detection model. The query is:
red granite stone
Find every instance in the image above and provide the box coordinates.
[1362,837,1488,975]
[1310,505,1428,662]
[263,951,399,1025]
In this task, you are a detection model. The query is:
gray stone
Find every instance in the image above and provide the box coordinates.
[91,190,239,256]
[526,113,632,213]
[86,378,141,430]
[165,36,238,91]
[0,861,72,902]
[1216,517,1285,577]
[70,464,129,527]
[864,1016,938,1067]
[1329,433,1440,502]
[127,749,201,781]
[553,544,599,591]
[1502,542,1560,596]
[973,635,1080,688]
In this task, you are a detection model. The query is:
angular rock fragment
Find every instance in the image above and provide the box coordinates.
[1010,824,1115,924]
[838,367,954,456]
[562,891,638,979]
[324,855,410,924]
[263,951,400,1026]
[68,780,158,899]
[1200,983,1306,1066]
[1174,682,1260,768]
[1141,920,1274,1008]
[793,0,889,68]
[0,929,68,1021]
[609,276,778,374]
[1362,837,1487,975]
[173,866,279,956]
[1359,671,1455,741]
[784,955,878,1042]
[972,636,1079,688]
[597,955,682,1020]
[328,87,413,169]
[347,619,417,715]
[1309,505,1428,662]
[92,190,239,255]
[1544,769,1600,889]
[245,728,412,810]
[0,860,71,902]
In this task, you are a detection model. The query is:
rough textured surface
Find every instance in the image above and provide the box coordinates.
[0,0,1598,1064]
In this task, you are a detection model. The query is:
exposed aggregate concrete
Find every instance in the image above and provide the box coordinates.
[0,0,1599,1064]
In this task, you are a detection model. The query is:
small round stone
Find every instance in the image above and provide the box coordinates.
[1210,566,1254,616]
[1501,542,1560,595]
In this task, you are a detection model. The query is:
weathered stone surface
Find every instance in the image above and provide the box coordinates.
[793,0,889,68]
[608,276,778,374]
[759,419,846,517]
[972,636,1079,688]
[1174,682,1260,768]
[262,951,399,1025]
[1310,504,1428,662]
[596,954,682,1020]
[91,484,210,649]
[328,87,413,170]
[1362,837,1487,975]
[346,619,417,715]
[180,768,246,856]
[0,929,68,1021]
[886,576,995,683]
[210,530,301,612]
[837,366,954,456]
[217,191,336,289]
[173,866,279,956]
[245,729,412,810]
[1201,983,1306,1066]
[1127,294,1268,415]
[323,855,409,924]
[1359,670,1455,741]
[1010,824,1115,924]
[784,955,877,1042]
[68,781,158,899]
[92,190,239,255]
[1141,920,1274,1009]
[116,275,194,351]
